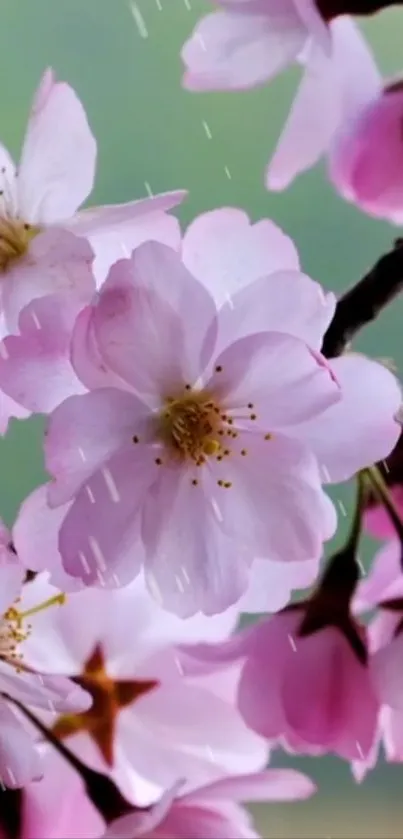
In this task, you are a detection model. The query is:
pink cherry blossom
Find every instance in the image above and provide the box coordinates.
[0,523,91,788]
[38,239,343,615]
[329,79,403,224]
[0,68,185,430]
[19,572,268,804]
[187,607,380,761]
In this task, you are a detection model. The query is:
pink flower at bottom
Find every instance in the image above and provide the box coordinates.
[0,525,91,788]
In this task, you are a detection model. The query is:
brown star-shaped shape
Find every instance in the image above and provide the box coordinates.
[53,644,157,766]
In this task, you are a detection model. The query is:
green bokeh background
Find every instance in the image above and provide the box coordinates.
[0,1,402,835]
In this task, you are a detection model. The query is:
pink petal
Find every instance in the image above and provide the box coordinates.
[188,768,315,803]
[211,434,332,562]
[0,702,42,788]
[19,574,107,678]
[383,707,403,762]
[0,660,91,714]
[3,227,95,334]
[217,269,335,352]
[69,192,186,286]
[142,468,252,617]
[371,633,403,712]
[238,615,294,739]
[93,243,217,401]
[289,354,402,484]
[57,445,155,586]
[104,785,180,839]
[282,627,379,759]
[266,18,381,190]
[353,541,401,614]
[0,294,86,415]
[125,680,267,790]
[13,485,84,592]
[329,84,403,224]
[45,388,149,506]
[181,7,306,91]
[18,69,97,223]
[239,556,319,614]
[71,305,130,392]
[365,486,403,541]
[182,208,299,308]
[22,745,104,838]
[0,390,30,436]
[208,332,340,428]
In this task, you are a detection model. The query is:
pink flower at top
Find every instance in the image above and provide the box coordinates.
[329,79,403,224]
[0,523,91,788]
[0,745,315,839]
[181,3,381,192]
[19,572,268,803]
[0,67,185,430]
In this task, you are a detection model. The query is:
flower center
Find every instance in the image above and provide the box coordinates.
[0,593,65,670]
[156,388,232,465]
[0,218,39,272]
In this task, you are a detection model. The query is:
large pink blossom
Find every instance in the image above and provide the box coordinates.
[11,209,400,615]
[0,524,91,788]
[18,572,268,804]
[329,79,403,224]
[0,68,184,429]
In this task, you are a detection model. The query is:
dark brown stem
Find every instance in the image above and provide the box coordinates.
[2,695,134,824]
[322,239,403,358]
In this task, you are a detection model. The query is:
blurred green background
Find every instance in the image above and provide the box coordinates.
[0,0,402,835]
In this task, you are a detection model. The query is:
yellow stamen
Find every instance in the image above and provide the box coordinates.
[0,218,40,273]
[19,593,66,622]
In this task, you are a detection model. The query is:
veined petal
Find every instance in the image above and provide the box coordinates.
[207,332,340,428]
[288,354,402,484]
[18,68,97,223]
[45,388,150,507]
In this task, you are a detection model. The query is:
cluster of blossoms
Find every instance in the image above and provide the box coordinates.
[1,1,403,836]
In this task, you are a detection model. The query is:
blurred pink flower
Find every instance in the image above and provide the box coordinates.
[19,572,268,804]
[0,525,91,788]
[329,79,403,224]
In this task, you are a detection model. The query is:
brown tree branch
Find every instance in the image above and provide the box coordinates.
[322,239,403,359]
